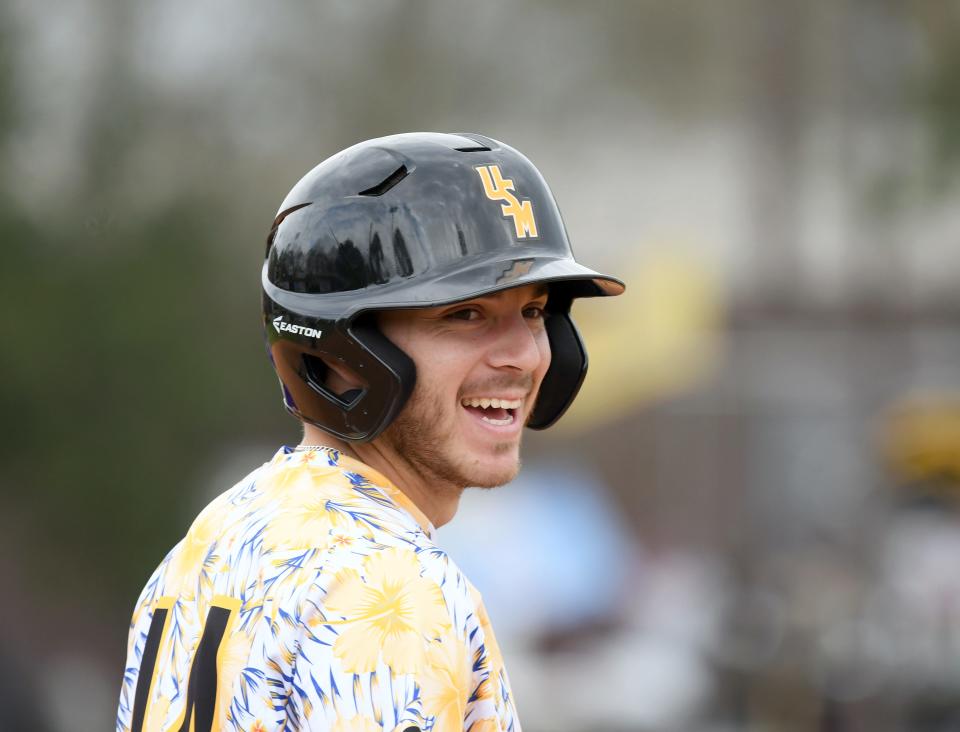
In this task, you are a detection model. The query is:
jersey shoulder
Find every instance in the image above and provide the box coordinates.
[119,450,522,731]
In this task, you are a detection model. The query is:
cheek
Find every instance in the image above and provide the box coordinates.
[417,353,471,402]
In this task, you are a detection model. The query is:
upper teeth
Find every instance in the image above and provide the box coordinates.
[461,397,522,409]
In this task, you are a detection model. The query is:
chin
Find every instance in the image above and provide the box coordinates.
[463,448,521,489]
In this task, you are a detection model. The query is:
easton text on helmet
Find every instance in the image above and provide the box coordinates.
[273,316,323,339]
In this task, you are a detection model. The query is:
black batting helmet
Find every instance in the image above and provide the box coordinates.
[262,132,624,442]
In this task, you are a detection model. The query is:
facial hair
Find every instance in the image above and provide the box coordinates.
[381,372,535,491]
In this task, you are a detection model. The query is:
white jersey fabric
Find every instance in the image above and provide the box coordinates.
[117,446,521,732]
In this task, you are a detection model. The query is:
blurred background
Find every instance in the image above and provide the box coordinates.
[2,1,960,730]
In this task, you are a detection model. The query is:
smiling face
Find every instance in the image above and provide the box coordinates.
[376,283,552,491]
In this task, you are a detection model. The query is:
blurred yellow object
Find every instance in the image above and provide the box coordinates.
[881,395,960,485]
[559,245,724,433]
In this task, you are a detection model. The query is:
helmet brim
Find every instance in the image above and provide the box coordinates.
[263,253,624,321]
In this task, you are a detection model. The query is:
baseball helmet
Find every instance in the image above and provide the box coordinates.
[262,132,624,442]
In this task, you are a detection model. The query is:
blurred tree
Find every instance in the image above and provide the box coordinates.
[0,0,290,630]
[914,1,960,190]
[0,200,289,611]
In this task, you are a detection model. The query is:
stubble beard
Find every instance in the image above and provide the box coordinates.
[382,378,529,491]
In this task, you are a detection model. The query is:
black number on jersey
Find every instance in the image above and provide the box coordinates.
[130,596,239,732]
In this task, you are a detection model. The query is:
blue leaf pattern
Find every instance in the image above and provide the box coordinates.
[116,446,520,731]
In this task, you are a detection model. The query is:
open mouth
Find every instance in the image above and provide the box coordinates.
[460,396,523,427]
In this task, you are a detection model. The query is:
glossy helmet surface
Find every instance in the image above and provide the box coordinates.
[262,132,624,442]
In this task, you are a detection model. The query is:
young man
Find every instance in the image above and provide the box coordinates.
[117,133,623,731]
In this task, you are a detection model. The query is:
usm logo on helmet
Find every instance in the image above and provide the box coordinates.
[475,164,539,239]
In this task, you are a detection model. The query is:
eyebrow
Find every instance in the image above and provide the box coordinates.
[450,284,550,309]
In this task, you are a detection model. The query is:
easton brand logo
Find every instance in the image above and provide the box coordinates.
[273,316,322,339]
[475,164,539,239]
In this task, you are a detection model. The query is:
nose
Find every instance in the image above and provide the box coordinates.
[486,310,549,374]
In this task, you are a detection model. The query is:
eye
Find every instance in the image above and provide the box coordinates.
[446,307,482,321]
[523,304,547,320]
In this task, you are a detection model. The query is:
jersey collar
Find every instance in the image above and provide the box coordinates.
[271,445,436,538]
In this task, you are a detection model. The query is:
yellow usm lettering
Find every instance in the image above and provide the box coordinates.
[475,164,539,239]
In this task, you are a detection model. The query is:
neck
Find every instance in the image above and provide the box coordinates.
[299,423,462,528]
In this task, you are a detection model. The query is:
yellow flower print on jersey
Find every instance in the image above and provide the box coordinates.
[262,464,374,550]
[265,449,344,495]
[470,586,506,681]
[261,497,341,551]
[323,547,449,674]
[326,521,375,554]
[216,626,255,727]
[166,496,231,596]
[330,529,357,550]
[118,448,523,732]
[142,693,172,732]
[421,633,474,731]
[468,718,501,732]
[330,714,382,732]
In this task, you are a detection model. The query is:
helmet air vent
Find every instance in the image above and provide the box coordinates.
[265,201,312,257]
[454,145,491,152]
[358,165,408,197]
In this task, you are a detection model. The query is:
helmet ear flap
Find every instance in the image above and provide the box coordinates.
[527,307,588,430]
[268,315,416,442]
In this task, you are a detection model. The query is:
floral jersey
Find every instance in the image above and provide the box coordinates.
[117,446,520,732]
